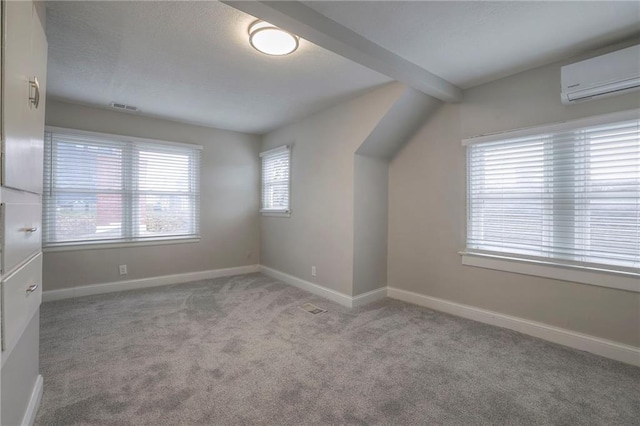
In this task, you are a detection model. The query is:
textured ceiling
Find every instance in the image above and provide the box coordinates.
[305,1,640,88]
[45,1,391,134]
[46,1,640,134]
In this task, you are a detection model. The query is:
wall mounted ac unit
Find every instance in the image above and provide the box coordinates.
[561,44,640,104]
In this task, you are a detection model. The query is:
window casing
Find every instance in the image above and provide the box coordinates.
[43,127,201,247]
[464,110,639,284]
[260,145,290,215]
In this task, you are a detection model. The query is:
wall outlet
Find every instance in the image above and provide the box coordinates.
[311,266,317,277]
[119,264,128,276]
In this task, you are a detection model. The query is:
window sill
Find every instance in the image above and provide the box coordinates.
[43,237,201,252]
[260,211,291,218]
[460,252,639,293]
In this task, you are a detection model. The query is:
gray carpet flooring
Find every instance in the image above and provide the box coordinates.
[36,273,639,425]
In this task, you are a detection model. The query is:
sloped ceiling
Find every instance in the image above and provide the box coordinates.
[304,1,640,88]
[46,1,640,134]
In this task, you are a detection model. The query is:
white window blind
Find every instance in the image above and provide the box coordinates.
[465,112,640,274]
[260,145,290,213]
[43,128,201,247]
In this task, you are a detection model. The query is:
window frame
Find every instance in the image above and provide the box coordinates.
[461,110,640,293]
[260,145,291,217]
[43,126,202,249]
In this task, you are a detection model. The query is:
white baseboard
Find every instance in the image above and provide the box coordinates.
[352,287,388,307]
[387,286,640,367]
[21,374,43,426]
[258,266,387,308]
[41,263,639,366]
[259,265,354,307]
[42,265,260,302]
[258,267,639,367]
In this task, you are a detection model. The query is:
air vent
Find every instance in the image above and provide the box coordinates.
[110,102,139,112]
[300,303,327,315]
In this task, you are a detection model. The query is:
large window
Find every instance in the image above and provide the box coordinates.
[43,128,201,247]
[260,145,290,215]
[464,110,639,287]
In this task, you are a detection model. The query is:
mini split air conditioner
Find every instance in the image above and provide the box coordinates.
[561,44,640,104]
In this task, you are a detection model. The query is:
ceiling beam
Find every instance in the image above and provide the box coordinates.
[223,1,463,103]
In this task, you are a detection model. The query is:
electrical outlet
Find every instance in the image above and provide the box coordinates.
[311,266,316,277]
[119,264,128,276]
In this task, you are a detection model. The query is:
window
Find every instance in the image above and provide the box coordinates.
[463,110,639,288]
[43,128,201,247]
[260,145,290,215]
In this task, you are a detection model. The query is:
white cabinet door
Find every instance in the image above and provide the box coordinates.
[2,0,44,194]
[26,2,47,195]
[1,203,41,276]
[1,253,42,355]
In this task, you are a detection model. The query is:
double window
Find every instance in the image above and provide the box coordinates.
[464,110,639,284]
[260,145,291,215]
[43,128,201,247]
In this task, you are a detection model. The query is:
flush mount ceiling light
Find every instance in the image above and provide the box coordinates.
[248,20,299,56]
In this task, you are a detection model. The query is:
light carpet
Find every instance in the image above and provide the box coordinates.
[35,273,639,425]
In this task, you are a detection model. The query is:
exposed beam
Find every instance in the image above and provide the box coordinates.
[223,1,463,103]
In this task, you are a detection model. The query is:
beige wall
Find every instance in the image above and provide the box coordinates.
[260,83,404,295]
[43,100,261,291]
[353,154,388,295]
[42,43,640,348]
[351,88,439,296]
[388,53,640,346]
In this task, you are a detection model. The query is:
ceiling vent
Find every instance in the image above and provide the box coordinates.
[110,102,139,112]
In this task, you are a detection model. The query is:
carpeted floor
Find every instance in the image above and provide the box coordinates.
[36,273,639,425]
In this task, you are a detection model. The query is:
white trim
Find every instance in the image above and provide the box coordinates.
[351,287,388,307]
[387,287,640,366]
[260,211,291,218]
[257,267,639,365]
[21,374,43,426]
[39,263,640,366]
[259,266,387,308]
[44,237,201,252]
[45,126,203,150]
[259,265,354,307]
[461,252,640,293]
[259,144,289,157]
[42,265,259,302]
[462,108,639,145]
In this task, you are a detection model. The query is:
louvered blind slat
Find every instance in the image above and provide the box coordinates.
[466,115,640,273]
[43,129,201,246]
[260,146,290,213]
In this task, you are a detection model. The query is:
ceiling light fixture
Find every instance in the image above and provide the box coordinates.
[248,20,299,56]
